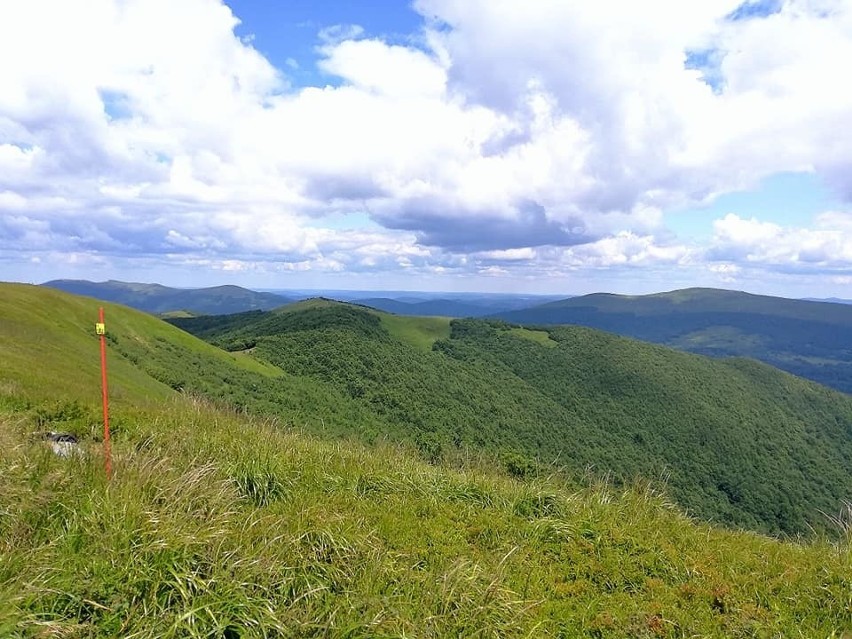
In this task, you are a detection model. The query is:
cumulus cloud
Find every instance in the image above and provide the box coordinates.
[318,39,446,98]
[710,211,852,271]
[2,0,852,289]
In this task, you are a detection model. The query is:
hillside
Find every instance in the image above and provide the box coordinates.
[42,279,293,315]
[495,287,852,393]
[169,298,852,537]
[1,283,850,637]
[0,285,411,447]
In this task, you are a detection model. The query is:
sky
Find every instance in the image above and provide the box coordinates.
[2,0,852,297]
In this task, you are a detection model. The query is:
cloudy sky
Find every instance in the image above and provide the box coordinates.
[2,0,852,296]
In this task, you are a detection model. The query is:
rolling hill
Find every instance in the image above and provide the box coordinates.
[1,282,851,636]
[169,298,852,537]
[42,279,293,316]
[495,287,852,393]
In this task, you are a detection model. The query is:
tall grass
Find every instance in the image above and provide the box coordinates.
[1,395,850,637]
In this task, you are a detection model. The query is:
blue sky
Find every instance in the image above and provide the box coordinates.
[668,172,844,239]
[227,0,423,86]
[1,0,852,297]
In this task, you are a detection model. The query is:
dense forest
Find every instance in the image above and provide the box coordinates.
[169,300,852,537]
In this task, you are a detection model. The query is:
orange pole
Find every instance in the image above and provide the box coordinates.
[98,307,112,479]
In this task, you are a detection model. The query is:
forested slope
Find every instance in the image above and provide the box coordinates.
[172,301,852,536]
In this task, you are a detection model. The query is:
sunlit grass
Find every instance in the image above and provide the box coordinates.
[1,395,850,637]
[380,314,451,351]
[507,327,558,348]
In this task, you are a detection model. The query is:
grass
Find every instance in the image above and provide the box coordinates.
[159,310,197,319]
[507,327,558,348]
[380,314,451,351]
[0,284,171,405]
[0,396,850,637]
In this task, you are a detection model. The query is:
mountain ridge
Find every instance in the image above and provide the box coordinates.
[494,287,852,393]
[7,282,852,536]
[42,279,293,316]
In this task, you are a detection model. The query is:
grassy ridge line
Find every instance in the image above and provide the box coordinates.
[0,283,414,449]
[379,313,451,351]
[0,283,282,407]
[1,396,850,637]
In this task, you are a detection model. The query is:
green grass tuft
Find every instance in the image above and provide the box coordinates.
[380,314,451,351]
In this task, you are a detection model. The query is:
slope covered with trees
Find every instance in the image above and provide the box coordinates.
[171,299,852,537]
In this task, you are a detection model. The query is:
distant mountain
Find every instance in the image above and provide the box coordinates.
[260,289,566,316]
[803,297,852,305]
[495,287,852,393]
[42,279,292,315]
[356,295,570,317]
[356,297,495,317]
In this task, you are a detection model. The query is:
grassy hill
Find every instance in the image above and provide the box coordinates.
[1,283,850,637]
[168,299,852,537]
[495,287,852,393]
[42,279,293,316]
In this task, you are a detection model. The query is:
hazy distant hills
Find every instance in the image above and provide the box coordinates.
[495,287,852,393]
[804,297,852,304]
[356,297,504,317]
[286,292,565,317]
[42,279,292,316]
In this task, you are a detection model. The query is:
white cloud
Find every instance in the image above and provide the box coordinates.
[2,0,852,291]
[318,39,447,98]
[562,232,692,268]
[711,212,852,269]
[476,248,537,262]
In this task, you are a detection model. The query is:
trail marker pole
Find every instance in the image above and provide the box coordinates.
[96,308,112,480]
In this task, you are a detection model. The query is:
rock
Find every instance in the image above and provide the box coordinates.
[35,431,81,458]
